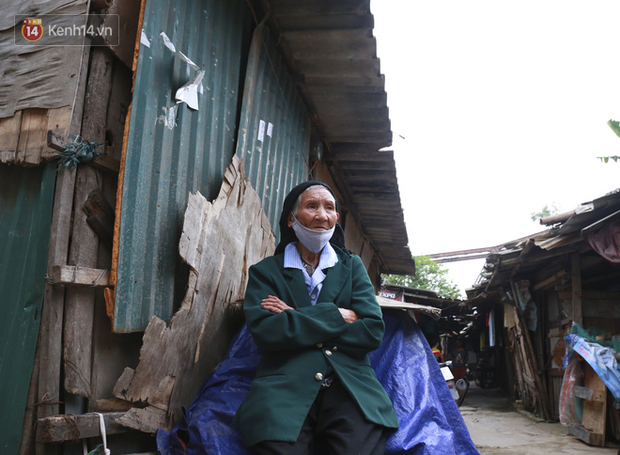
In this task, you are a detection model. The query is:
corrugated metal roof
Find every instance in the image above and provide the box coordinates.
[113,0,251,332]
[468,191,620,297]
[259,0,415,275]
[0,163,55,452]
[235,25,311,235]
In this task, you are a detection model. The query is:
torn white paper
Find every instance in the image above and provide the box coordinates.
[177,51,200,71]
[140,29,151,48]
[160,31,176,53]
[163,105,178,130]
[258,120,266,142]
[267,122,273,138]
[158,32,204,110]
[175,70,205,111]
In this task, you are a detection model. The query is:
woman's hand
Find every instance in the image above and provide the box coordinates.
[338,308,359,324]
[261,295,294,314]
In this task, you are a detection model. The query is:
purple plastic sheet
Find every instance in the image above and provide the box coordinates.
[157,310,479,454]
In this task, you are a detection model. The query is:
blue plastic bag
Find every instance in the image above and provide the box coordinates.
[564,334,620,401]
[157,310,479,454]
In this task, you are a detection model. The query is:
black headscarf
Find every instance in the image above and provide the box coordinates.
[274,180,346,255]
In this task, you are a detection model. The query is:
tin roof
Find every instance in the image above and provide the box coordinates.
[260,0,415,275]
[467,190,620,299]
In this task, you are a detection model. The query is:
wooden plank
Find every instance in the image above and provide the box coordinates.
[113,157,275,432]
[51,265,110,287]
[571,253,582,324]
[82,190,115,249]
[47,130,121,173]
[574,385,594,401]
[0,111,22,163]
[569,424,592,444]
[33,42,91,455]
[581,364,606,447]
[63,48,113,398]
[511,284,551,420]
[116,407,167,435]
[35,412,126,442]
[95,398,133,412]
[532,270,568,291]
[43,106,73,161]
[16,108,49,166]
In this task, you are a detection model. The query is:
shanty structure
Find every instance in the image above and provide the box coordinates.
[465,190,620,448]
[0,0,416,453]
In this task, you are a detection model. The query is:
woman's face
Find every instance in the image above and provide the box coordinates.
[288,187,339,231]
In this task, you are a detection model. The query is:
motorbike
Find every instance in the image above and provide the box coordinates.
[439,361,469,407]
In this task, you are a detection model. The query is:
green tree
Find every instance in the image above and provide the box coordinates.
[382,256,463,299]
[530,203,559,222]
[597,119,620,163]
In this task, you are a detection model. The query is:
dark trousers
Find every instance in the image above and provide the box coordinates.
[253,378,386,455]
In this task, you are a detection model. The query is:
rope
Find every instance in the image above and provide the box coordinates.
[56,135,104,170]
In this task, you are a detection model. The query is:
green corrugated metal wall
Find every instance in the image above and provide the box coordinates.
[115,3,310,333]
[0,163,56,452]
[114,0,252,332]
[235,25,311,236]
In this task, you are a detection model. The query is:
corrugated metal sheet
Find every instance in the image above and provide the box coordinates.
[235,24,310,235]
[0,163,55,452]
[113,0,252,332]
[260,0,415,275]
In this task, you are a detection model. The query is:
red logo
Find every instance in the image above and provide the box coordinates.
[22,18,43,42]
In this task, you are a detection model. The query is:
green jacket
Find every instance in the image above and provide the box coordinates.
[235,246,398,447]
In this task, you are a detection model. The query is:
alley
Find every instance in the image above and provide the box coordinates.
[460,386,619,455]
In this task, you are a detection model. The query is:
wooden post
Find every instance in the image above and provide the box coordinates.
[571,253,582,325]
[63,47,114,398]
[511,281,551,421]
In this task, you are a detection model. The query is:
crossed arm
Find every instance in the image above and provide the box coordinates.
[260,294,359,323]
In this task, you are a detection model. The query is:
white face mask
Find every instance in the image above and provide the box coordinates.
[291,214,335,253]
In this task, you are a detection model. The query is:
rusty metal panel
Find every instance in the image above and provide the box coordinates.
[0,163,55,452]
[114,0,251,332]
[235,25,311,235]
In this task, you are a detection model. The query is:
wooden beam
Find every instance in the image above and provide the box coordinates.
[16,109,49,166]
[82,190,115,249]
[47,130,120,173]
[35,412,127,442]
[64,47,114,398]
[51,265,110,287]
[571,253,582,324]
[532,270,568,291]
[0,110,22,163]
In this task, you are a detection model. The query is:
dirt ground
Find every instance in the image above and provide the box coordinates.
[459,385,619,455]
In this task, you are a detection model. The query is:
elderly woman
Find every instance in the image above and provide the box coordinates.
[235,181,398,454]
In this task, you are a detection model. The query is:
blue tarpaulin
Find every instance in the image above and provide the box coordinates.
[157,310,479,454]
[564,334,620,401]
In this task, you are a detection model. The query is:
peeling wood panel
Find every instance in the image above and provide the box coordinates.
[0,112,22,163]
[113,157,275,433]
[0,106,72,166]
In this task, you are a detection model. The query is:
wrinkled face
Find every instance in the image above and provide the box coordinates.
[288,187,339,231]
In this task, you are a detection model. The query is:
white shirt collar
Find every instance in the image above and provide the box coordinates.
[284,242,338,271]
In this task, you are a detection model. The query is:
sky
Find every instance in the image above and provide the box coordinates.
[370,1,620,295]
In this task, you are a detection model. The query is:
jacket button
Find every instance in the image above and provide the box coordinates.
[332,346,338,351]
[325,350,332,356]
[315,372,324,381]
[317,343,323,348]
